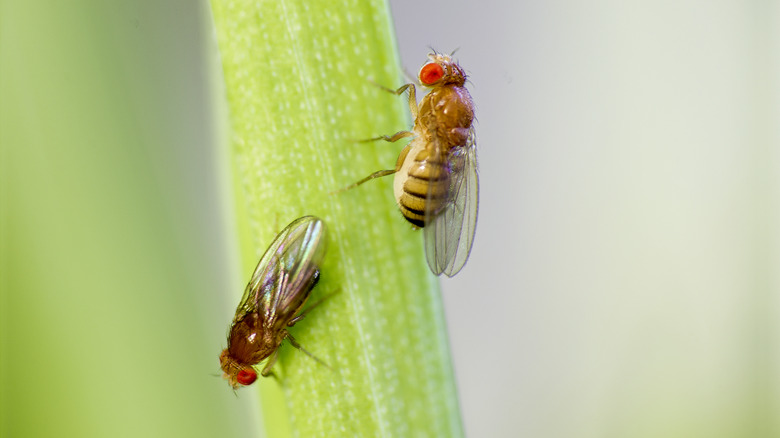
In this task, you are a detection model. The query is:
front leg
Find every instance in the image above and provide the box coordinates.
[260,349,280,378]
[373,82,419,119]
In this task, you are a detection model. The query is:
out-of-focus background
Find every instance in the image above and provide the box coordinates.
[2,2,256,437]
[2,0,778,437]
[387,0,780,437]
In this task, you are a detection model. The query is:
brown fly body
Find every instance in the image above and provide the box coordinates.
[342,52,478,277]
[219,216,328,389]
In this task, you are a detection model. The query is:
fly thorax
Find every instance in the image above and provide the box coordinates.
[426,86,474,146]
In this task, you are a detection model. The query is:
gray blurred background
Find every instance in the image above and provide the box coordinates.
[387,0,780,437]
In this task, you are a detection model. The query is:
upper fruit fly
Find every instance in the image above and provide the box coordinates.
[219,216,328,389]
[343,52,478,277]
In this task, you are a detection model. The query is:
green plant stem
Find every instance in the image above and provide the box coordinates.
[208,0,463,436]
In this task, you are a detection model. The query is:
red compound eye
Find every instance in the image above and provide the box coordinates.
[237,369,258,386]
[419,63,445,85]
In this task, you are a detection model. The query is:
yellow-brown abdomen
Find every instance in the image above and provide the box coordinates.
[394,142,449,228]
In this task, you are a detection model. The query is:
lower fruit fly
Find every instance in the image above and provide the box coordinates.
[219,216,328,389]
[343,52,478,277]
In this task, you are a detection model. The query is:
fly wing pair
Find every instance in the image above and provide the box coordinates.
[423,129,478,277]
[233,216,327,333]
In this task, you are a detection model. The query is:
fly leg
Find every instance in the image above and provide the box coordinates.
[332,144,411,194]
[355,82,416,143]
[372,82,419,119]
[287,289,340,327]
[332,169,395,194]
[260,350,280,379]
[356,130,414,143]
[285,332,331,370]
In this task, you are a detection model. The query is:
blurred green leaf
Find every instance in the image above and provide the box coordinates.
[1,1,255,437]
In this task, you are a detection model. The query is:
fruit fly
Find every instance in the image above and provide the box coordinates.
[219,216,328,389]
[344,52,478,277]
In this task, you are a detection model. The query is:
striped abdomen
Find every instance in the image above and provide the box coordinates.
[394,142,450,228]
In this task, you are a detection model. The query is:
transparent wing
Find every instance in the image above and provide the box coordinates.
[233,216,328,327]
[424,130,478,277]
